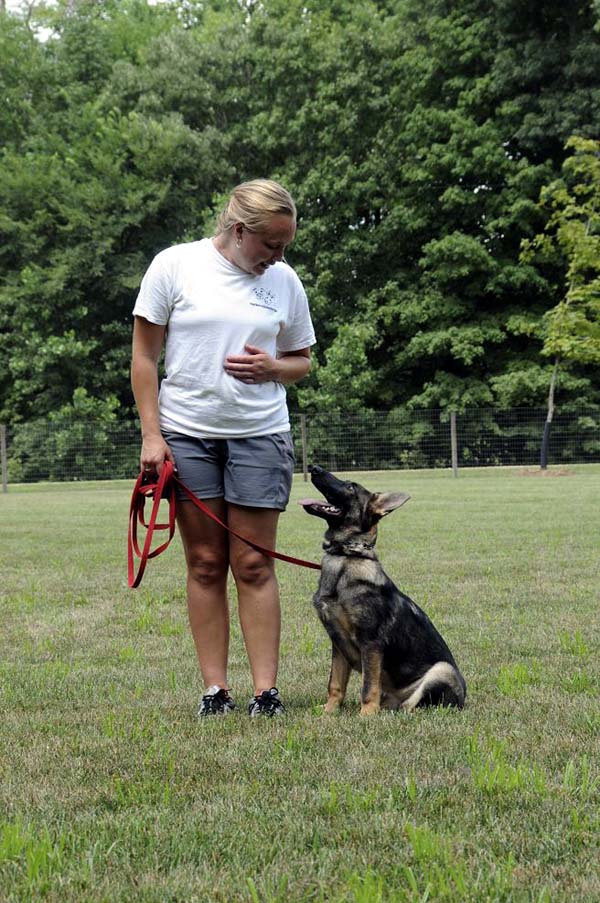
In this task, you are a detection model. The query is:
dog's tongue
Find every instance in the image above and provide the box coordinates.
[298,499,342,516]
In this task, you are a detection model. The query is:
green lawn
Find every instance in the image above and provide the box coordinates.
[1,465,599,902]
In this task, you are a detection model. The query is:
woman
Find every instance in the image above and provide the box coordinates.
[131,179,316,717]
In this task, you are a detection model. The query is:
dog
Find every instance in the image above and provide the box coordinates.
[300,465,466,716]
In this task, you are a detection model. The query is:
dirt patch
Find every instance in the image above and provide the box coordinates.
[517,468,574,477]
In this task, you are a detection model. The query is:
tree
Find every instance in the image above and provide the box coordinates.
[235,0,600,415]
[0,5,60,149]
[360,0,600,415]
[521,136,600,467]
[1,0,600,428]
[0,1,230,422]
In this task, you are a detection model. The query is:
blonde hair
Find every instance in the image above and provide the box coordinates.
[215,179,296,235]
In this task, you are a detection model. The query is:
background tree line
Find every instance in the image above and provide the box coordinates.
[1,0,599,434]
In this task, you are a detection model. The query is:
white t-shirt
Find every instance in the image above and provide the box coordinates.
[133,238,316,438]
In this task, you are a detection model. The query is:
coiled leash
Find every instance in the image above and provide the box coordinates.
[127,459,321,588]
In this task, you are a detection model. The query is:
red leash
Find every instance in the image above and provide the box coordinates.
[127,459,321,588]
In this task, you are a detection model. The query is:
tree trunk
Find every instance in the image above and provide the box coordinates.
[540,358,559,470]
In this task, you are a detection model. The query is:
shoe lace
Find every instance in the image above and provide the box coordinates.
[254,689,282,714]
[203,688,230,713]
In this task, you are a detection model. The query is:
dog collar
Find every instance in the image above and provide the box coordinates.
[322,539,377,559]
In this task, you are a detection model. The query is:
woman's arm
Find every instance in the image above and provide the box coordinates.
[275,348,312,384]
[224,345,311,385]
[131,316,175,472]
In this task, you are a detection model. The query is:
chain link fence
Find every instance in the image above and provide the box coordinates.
[1,408,599,488]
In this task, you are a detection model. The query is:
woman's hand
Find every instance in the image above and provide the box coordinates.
[140,435,175,476]
[224,344,278,383]
[224,344,311,384]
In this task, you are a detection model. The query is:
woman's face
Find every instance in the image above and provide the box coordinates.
[234,214,296,276]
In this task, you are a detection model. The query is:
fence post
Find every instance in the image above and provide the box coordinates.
[1,424,7,493]
[450,412,458,477]
[300,414,308,481]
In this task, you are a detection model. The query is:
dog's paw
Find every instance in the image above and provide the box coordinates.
[359,703,380,717]
[323,700,342,714]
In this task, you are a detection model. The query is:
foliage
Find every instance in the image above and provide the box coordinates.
[1,0,600,425]
[522,136,600,367]
[6,388,137,482]
[0,0,230,422]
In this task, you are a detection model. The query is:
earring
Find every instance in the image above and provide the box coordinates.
[235,237,242,248]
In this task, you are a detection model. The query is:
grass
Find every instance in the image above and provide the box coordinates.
[0,464,599,902]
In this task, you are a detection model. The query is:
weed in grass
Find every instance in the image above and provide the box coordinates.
[107,681,122,703]
[579,711,600,735]
[24,824,67,887]
[118,644,137,662]
[134,607,159,633]
[466,734,548,796]
[404,771,419,803]
[308,826,322,853]
[112,753,176,809]
[0,820,67,895]
[0,818,28,861]
[497,660,540,697]
[343,867,384,903]
[247,875,291,903]
[101,712,117,738]
[477,633,495,651]
[162,756,176,805]
[273,728,303,760]
[61,591,90,608]
[159,620,184,637]
[36,659,72,686]
[157,592,182,605]
[558,629,589,657]
[401,824,519,901]
[562,756,599,798]
[320,782,341,816]
[320,783,386,816]
[405,821,448,862]
[569,807,600,849]
[562,668,594,693]
[401,861,469,901]
[296,623,317,656]
[100,712,169,745]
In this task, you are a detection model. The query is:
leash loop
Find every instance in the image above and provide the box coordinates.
[127,461,177,587]
[127,460,321,588]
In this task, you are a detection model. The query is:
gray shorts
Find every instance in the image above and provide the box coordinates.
[162,431,295,510]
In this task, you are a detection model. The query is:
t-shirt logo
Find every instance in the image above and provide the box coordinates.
[251,287,277,312]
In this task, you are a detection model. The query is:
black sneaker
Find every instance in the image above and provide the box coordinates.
[248,687,285,717]
[197,685,236,717]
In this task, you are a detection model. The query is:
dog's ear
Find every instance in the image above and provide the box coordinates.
[370,491,410,518]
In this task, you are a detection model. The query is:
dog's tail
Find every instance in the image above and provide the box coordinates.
[404,662,466,711]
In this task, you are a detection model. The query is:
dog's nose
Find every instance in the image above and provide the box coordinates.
[309,464,323,474]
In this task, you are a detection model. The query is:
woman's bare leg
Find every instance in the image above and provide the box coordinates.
[227,505,281,695]
[176,499,230,689]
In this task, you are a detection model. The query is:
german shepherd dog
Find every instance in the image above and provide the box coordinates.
[301,466,466,716]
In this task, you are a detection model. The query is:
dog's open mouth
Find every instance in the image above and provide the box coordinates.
[299,499,342,519]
